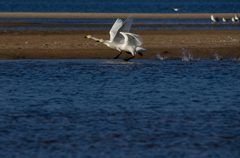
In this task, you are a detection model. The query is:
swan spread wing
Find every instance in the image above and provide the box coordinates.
[109,18,123,42]
[118,15,133,33]
[120,32,143,46]
[110,15,133,44]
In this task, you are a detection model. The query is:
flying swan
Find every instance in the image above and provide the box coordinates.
[85,15,134,58]
[85,15,147,61]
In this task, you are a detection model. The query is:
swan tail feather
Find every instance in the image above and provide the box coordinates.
[136,47,148,53]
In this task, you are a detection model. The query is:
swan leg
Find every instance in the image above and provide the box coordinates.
[125,51,132,55]
[138,52,143,57]
[113,51,122,59]
[123,56,135,62]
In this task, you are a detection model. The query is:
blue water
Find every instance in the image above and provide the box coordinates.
[1,26,240,30]
[1,18,240,30]
[0,18,225,24]
[1,1,240,30]
[0,0,240,13]
[0,59,240,158]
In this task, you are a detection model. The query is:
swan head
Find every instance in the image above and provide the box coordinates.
[97,39,104,43]
[85,35,92,38]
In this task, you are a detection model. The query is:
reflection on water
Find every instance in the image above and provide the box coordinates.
[104,60,143,65]
[0,59,239,158]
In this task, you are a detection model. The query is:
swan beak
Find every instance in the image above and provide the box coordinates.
[84,36,88,38]
[96,40,100,42]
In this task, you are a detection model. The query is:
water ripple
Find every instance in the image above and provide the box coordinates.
[0,59,239,157]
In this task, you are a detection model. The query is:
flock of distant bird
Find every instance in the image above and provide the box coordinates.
[211,14,239,22]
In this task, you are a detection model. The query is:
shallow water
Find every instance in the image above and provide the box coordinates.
[1,18,240,30]
[1,25,240,30]
[0,18,229,24]
[0,59,240,158]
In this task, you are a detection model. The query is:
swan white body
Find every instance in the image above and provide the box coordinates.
[211,15,218,22]
[222,18,227,22]
[118,32,147,56]
[232,17,236,22]
[98,32,147,57]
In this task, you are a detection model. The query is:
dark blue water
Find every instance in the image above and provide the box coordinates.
[0,18,224,24]
[0,59,239,158]
[0,0,240,13]
[1,26,240,30]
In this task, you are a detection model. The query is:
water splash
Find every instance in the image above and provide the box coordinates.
[182,49,199,62]
[182,51,193,62]
[214,53,223,61]
[156,54,168,60]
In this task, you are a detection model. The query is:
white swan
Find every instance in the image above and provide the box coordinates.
[211,15,218,22]
[85,15,133,59]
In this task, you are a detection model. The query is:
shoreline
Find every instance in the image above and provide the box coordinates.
[0,29,240,60]
[0,12,239,19]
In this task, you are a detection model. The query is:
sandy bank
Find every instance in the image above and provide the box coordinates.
[0,29,240,60]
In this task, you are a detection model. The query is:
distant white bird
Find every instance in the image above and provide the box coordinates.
[169,7,183,11]
[211,15,219,22]
[235,14,239,21]
[222,18,228,22]
[85,15,134,59]
[232,17,236,22]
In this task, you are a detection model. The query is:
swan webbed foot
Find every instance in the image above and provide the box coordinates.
[138,52,143,57]
[113,52,122,59]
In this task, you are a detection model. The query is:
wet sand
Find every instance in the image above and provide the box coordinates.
[0,29,240,60]
[0,12,239,19]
